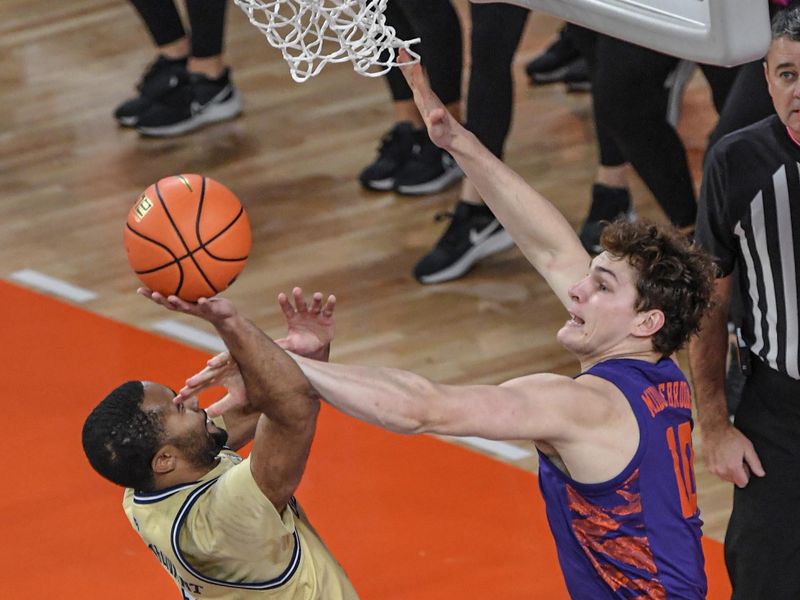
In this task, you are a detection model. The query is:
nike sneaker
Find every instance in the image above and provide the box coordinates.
[393,132,463,196]
[358,122,417,191]
[525,30,582,85]
[113,55,188,127]
[413,200,515,284]
[136,68,242,137]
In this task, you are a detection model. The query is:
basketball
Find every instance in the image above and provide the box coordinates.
[124,174,252,301]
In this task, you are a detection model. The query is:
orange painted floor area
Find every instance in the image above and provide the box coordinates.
[1,280,731,599]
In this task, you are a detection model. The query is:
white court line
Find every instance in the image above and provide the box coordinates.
[152,319,226,353]
[9,269,97,303]
[441,435,534,461]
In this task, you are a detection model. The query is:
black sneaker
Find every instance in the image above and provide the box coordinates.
[136,68,242,137]
[114,55,188,127]
[564,57,591,93]
[526,33,581,85]
[394,132,463,196]
[359,122,417,191]
[578,184,634,254]
[414,201,515,284]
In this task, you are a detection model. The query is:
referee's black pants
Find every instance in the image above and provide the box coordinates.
[725,355,800,600]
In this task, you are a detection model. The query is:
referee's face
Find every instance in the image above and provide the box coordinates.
[765,36,800,137]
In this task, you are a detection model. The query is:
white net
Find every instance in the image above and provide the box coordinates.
[234,0,421,83]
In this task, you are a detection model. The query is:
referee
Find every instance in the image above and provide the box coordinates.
[690,6,800,599]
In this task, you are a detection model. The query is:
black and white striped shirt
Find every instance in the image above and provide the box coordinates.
[697,115,800,380]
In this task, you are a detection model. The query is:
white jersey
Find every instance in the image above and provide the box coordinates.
[122,450,359,599]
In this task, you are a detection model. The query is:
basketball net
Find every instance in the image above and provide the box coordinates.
[234,0,421,83]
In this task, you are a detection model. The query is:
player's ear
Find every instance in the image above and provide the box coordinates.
[633,309,665,338]
[151,445,178,475]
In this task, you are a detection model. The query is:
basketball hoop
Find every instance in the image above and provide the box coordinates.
[234,0,421,83]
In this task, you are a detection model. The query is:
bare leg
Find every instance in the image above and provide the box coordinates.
[188,55,225,80]
[595,164,629,189]
[158,37,190,60]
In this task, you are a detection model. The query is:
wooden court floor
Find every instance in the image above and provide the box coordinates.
[2,0,738,596]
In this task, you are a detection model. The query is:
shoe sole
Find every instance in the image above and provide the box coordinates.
[417,230,516,284]
[395,165,464,196]
[360,177,395,191]
[529,64,574,84]
[116,115,139,127]
[137,90,243,137]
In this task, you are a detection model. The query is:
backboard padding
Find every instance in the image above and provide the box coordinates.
[479,0,770,66]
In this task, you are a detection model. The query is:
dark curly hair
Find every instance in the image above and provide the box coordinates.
[600,219,716,356]
[82,381,164,491]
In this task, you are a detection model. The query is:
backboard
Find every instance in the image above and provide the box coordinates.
[479,0,771,66]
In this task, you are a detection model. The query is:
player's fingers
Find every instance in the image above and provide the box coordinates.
[166,294,196,312]
[184,366,219,389]
[277,292,295,319]
[207,351,231,368]
[744,446,766,477]
[310,292,324,314]
[322,294,337,317]
[293,287,308,312]
[177,375,216,401]
[176,384,201,402]
[178,380,207,399]
[140,289,174,310]
[731,462,751,488]
[399,49,423,89]
[206,394,240,417]
[398,48,413,80]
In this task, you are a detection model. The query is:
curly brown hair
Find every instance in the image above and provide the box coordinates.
[600,219,717,356]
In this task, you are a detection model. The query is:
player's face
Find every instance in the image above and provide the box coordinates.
[765,37,800,138]
[142,382,228,468]
[557,252,643,359]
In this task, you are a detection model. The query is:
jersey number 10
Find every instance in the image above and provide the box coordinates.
[666,422,698,518]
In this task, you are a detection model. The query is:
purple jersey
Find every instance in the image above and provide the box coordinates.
[538,358,705,599]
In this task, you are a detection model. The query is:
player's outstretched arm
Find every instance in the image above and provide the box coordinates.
[399,50,589,308]
[139,288,321,512]
[289,353,600,443]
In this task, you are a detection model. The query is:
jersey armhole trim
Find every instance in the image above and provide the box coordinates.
[170,477,302,590]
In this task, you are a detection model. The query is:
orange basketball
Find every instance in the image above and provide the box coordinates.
[124,174,251,301]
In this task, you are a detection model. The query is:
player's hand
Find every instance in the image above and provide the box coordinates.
[702,423,765,488]
[398,48,457,151]
[137,288,238,323]
[177,351,248,417]
[275,287,336,361]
